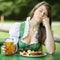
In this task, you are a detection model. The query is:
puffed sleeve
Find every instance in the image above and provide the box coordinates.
[8,22,21,45]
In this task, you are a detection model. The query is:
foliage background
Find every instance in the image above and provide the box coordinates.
[0,0,60,21]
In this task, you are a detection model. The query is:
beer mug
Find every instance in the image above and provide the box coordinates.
[3,38,16,55]
[4,42,15,55]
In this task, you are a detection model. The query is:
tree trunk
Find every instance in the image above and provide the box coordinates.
[0,15,4,22]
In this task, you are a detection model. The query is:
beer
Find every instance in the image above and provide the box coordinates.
[4,42,15,55]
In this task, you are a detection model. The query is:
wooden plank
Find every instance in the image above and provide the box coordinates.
[0,23,13,32]
[54,34,60,43]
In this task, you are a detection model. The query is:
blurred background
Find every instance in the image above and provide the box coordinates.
[0,0,60,38]
[0,0,60,21]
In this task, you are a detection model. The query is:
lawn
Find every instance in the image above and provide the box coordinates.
[0,32,9,39]
[52,25,60,35]
[43,43,60,53]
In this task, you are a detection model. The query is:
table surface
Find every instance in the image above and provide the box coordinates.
[0,53,60,60]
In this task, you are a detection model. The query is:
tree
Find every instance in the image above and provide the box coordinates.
[0,0,41,20]
[0,0,60,21]
[0,0,13,21]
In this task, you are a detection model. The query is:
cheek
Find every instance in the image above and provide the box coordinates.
[34,10,40,15]
[37,13,42,19]
[36,12,42,18]
[34,10,43,19]
[34,12,41,17]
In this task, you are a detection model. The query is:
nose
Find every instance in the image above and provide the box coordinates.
[41,12,44,17]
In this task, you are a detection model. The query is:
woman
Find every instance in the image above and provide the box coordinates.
[2,1,55,54]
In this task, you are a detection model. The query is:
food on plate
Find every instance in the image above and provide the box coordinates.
[20,50,43,56]
[29,51,43,55]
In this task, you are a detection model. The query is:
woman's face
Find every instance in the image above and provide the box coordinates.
[34,5,48,22]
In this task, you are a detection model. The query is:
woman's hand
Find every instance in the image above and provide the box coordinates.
[1,45,6,54]
[1,38,17,54]
[42,16,50,28]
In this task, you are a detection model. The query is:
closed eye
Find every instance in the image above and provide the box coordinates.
[44,13,48,16]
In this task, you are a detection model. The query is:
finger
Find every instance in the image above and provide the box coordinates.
[42,15,47,20]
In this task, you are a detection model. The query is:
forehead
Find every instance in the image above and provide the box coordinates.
[37,5,48,12]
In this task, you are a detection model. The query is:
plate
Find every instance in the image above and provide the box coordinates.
[20,53,47,57]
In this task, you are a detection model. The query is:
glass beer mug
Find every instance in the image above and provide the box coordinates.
[4,38,16,55]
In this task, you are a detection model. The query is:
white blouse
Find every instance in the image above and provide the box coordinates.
[6,17,38,45]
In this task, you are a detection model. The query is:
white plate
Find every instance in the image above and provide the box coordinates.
[20,53,47,57]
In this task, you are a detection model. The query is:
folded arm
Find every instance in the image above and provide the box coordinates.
[43,18,55,54]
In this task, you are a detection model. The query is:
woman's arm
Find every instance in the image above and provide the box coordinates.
[43,18,55,54]
[1,22,21,53]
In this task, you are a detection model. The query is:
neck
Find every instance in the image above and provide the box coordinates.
[30,17,40,28]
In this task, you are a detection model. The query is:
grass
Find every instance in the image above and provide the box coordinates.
[52,25,60,35]
[55,43,60,53]
[0,32,9,39]
[43,43,60,53]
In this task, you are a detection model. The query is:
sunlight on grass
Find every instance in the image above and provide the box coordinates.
[0,32,9,39]
[52,25,60,35]
[43,43,60,53]
[55,43,60,53]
